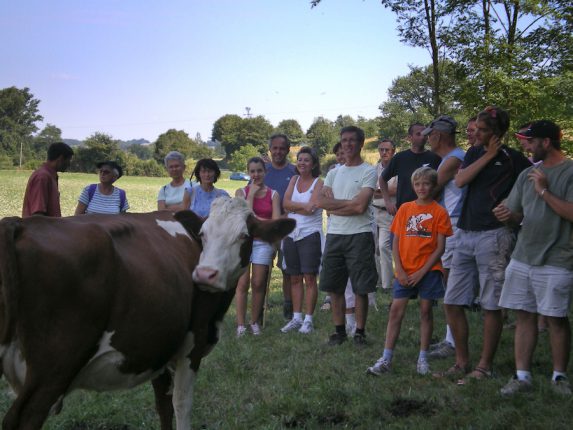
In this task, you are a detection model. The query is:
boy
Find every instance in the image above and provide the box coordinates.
[367,167,452,375]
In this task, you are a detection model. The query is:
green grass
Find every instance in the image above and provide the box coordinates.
[0,170,572,429]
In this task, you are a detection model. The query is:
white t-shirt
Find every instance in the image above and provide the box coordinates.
[157,179,191,206]
[324,162,377,235]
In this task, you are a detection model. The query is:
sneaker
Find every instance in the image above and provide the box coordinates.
[346,320,356,336]
[236,325,247,338]
[299,320,314,334]
[417,359,430,375]
[500,375,532,396]
[327,332,347,346]
[428,342,455,360]
[551,376,572,395]
[320,299,331,311]
[366,357,391,376]
[353,333,367,346]
[250,322,261,336]
[429,339,448,351]
[283,301,293,320]
[280,318,302,333]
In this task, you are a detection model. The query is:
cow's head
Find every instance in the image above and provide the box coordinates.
[192,197,295,292]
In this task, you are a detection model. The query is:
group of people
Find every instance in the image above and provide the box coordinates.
[21,108,572,398]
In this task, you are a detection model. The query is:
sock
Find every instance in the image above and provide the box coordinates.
[382,348,393,362]
[418,350,428,362]
[516,370,532,382]
[345,313,356,326]
[293,312,303,321]
[304,314,313,323]
[552,371,567,381]
[355,327,365,336]
[335,324,346,335]
[445,325,455,347]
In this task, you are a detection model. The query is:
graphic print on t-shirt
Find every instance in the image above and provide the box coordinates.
[406,213,434,238]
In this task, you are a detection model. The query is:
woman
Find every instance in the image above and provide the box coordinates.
[235,157,281,336]
[182,158,229,220]
[75,161,129,215]
[280,147,324,334]
[157,151,190,211]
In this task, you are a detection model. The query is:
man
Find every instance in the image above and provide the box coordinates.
[466,117,478,147]
[22,142,74,217]
[422,115,466,360]
[493,120,573,396]
[439,106,531,382]
[317,126,378,346]
[264,134,296,319]
[372,138,397,290]
[379,123,441,215]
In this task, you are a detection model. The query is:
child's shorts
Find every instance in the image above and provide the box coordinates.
[392,270,445,300]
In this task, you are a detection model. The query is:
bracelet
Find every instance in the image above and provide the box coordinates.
[540,188,548,197]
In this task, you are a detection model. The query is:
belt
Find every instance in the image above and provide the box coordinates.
[372,204,387,211]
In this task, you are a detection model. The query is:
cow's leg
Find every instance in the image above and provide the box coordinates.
[3,380,66,430]
[172,355,196,430]
[152,370,174,430]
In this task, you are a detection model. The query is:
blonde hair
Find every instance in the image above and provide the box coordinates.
[411,166,438,187]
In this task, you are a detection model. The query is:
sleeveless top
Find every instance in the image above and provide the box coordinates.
[288,177,323,241]
[244,186,274,220]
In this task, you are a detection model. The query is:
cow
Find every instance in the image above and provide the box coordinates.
[0,197,295,430]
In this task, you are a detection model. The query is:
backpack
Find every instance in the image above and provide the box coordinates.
[87,184,127,211]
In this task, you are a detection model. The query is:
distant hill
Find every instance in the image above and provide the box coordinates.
[62,138,151,149]
[62,138,83,147]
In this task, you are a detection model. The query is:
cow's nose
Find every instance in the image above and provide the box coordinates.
[194,266,219,285]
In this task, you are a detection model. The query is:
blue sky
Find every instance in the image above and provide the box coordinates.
[1,0,427,142]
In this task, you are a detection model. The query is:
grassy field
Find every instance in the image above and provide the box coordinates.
[1,169,572,429]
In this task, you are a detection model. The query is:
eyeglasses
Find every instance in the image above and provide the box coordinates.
[378,148,392,152]
[99,169,112,174]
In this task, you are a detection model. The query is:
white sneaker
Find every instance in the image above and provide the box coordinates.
[417,359,430,375]
[236,325,247,338]
[366,357,391,376]
[280,318,303,333]
[299,320,314,334]
[250,322,261,336]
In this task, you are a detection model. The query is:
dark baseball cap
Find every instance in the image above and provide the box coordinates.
[515,120,561,141]
[422,115,458,136]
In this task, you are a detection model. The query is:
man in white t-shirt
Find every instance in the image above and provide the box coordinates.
[317,126,378,346]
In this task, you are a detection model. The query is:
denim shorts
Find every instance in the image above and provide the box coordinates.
[393,270,445,300]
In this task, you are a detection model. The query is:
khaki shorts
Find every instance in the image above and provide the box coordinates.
[444,227,515,311]
[499,259,573,317]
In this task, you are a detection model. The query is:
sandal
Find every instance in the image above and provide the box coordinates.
[432,363,471,379]
[457,366,493,385]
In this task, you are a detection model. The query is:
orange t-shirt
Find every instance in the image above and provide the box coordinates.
[390,200,453,275]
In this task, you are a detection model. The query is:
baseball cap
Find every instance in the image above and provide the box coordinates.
[514,120,561,141]
[421,115,458,136]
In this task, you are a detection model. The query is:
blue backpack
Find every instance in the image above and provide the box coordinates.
[87,184,127,210]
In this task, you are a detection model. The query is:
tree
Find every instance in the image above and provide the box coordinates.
[153,129,198,163]
[0,87,43,166]
[33,123,62,158]
[212,114,243,159]
[306,117,337,157]
[228,144,261,172]
[334,115,356,129]
[275,119,305,145]
[356,116,380,140]
[238,115,274,154]
[127,143,153,160]
[73,132,121,172]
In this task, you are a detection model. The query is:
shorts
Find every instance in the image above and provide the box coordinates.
[282,232,322,275]
[393,270,445,300]
[251,239,275,266]
[444,227,515,311]
[441,219,459,270]
[319,232,378,296]
[499,259,573,318]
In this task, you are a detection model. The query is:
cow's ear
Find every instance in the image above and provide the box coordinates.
[174,210,203,236]
[247,216,295,243]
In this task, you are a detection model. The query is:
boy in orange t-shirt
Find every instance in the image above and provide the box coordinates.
[367,166,452,376]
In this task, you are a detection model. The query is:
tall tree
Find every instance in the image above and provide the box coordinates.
[334,115,356,129]
[74,132,122,172]
[275,119,305,145]
[239,115,274,154]
[33,123,62,158]
[153,129,198,163]
[306,117,337,157]
[0,87,43,165]
[212,114,243,159]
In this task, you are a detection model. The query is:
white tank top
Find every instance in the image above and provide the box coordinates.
[288,177,323,241]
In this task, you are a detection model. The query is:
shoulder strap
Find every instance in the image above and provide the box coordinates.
[119,188,126,210]
[189,186,197,209]
[87,184,97,203]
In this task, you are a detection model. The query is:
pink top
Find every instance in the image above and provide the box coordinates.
[244,186,273,220]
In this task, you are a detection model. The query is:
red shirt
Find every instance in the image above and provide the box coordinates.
[22,163,61,217]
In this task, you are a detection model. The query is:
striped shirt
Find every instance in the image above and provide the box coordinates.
[78,185,129,214]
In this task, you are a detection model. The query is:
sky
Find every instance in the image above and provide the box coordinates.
[1,0,428,142]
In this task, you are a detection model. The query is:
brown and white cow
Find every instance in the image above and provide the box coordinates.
[0,197,294,430]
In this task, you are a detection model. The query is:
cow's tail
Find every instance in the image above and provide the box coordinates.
[0,217,22,344]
